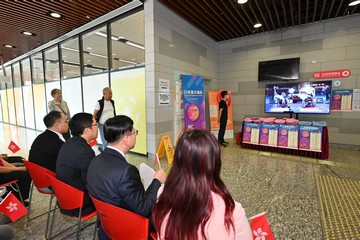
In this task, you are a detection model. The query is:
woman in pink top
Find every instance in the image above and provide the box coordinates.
[153,130,252,240]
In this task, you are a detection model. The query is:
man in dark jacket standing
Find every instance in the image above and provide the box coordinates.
[93,87,116,151]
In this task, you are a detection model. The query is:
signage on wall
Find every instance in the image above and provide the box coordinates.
[312,69,351,79]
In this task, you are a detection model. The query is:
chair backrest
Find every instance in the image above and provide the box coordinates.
[47,174,84,210]
[90,195,149,240]
[23,160,55,189]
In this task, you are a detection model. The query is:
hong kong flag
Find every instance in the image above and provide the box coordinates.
[249,212,275,240]
[8,141,20,154]
[154,153,161,171]
[0,192,28,222]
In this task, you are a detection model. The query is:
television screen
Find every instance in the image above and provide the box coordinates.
[258,57,300,82]
[265,80,332,114]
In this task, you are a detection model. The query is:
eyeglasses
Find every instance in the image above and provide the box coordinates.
[128,129,138,136]
[88,123,98,128]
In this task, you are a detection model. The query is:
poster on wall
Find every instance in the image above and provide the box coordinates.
[208,91,234,139]
[331,89,353,111]
[242,122,260,145]
[298,126,323,152]
[259,123,278,147]
[111,68,147,154]
[277,124,299,149]
[182,75,206,130]
[352,89,360,111]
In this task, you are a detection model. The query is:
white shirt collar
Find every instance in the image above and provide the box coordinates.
[48,129,66,142]
[107,145,129,162]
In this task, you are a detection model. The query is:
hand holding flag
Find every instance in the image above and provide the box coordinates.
[8,141,20,154]
[0,192,28,222]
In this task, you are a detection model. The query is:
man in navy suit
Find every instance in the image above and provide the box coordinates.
[28,111,69,172]
[87,115,167,240]
[56,112,98,217]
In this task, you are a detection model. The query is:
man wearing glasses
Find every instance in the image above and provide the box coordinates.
[87,115,166,240]
[56,112,98,217]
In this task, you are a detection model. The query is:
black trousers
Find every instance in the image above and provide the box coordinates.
[0,170,31,200]
[218,120,227,143]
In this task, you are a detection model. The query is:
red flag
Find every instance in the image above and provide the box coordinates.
[249,212,275,240]
[89,139,97,147]
[0,192,28,222]
[154,153,161,170]
[8,141,20,153]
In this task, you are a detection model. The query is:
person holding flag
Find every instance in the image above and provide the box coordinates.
[0,158,31,206]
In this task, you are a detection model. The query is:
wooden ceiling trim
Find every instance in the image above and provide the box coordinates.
[229,1,253,34]
[212,0,248,37]
[305,0,309,24]
[298,0,301,25]
[247,1,264,34]
[195,0,236,38]
[319,0,326,21]
[218,1,248,36]
[280,0,288,28]
[271,0,282,30]
[254,0,271,32]
[335,0,345,17]
[312,0,318,22]
[262,0,276,31]
[327,0,335,19]
[239,4,258,34]
[289,0,295,26]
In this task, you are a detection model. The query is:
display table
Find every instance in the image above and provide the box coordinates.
[241,122,329,159]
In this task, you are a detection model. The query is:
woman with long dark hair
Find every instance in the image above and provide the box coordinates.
[153,130,252,239]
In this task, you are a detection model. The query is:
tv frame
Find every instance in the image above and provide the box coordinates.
[258,57,300,82]
[264,80,332,115]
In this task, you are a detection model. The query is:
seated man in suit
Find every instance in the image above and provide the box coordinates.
[87,115,167,240]
[28,111,69,172]
[56,112,98,217]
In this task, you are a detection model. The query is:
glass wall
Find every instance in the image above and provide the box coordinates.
[23,86,35,129]
[0,90,8,122]
[21,58,32,86]
[61,37,80,79]
[31,52,45,84]
[82,25,108,75]
[33,84,47,131]
[61,77,83,116]
[6,89,16,124]
[44,46,60,81]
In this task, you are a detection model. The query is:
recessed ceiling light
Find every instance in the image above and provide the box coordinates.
[237,0,248,4]
[21,31,37,36]
[3,44,16,48]
[254,23,262,28]
[48,11,63,19]
[349,0,360,6]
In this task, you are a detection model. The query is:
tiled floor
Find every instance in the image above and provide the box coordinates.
[1,123,360,239]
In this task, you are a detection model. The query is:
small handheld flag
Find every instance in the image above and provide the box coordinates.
[89,139,97,147]
[8,141,20,154]
[0,192,28,222]
[249,212,275,240]
[154,153,162,170]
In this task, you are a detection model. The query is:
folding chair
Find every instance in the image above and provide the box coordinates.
[22,160,55,238]
[47,174,97,240]
[90,195,149,240]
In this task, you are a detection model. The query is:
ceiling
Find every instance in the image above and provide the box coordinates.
[1,0,360,66]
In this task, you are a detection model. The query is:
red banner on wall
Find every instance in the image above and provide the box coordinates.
[313,69,351,79]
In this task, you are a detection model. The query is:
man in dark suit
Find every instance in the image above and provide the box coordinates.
[56,112,98,217]
[87,115,167,240]
[28,111,69,172]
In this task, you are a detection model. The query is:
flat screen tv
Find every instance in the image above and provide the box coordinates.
[265,80,332,114]
[258,57,300,82]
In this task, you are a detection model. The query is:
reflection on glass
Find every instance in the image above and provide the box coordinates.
[6,89,16,124]
[5,66,13,89]
[21,58,32,86]
[23,86,35,128]
[12,63,21,88]
[44,46,60,81]
[62,77,83,115]
[82,25,108,75]
[111,11,145,70]
[0,90,8,122]
[32,53,45,84]
[14,88,25,126]
[61,37,80,79]
[33,84,47,131]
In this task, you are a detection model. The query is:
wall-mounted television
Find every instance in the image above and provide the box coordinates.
[258,57,300,82]
[265,80,332,114]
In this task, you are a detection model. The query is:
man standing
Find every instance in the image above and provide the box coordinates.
[87,115,166,240]
[217,90,229,147]
[28,111,69,172]
[93,87,116,151]
[56,113,98,216]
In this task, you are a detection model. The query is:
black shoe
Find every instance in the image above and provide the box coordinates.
[223,141,229,144]
[221,143,227,147]
[24,201,30,207]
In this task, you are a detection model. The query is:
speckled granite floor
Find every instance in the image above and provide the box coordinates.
[1,124,359,240]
